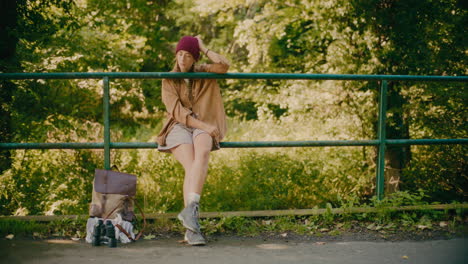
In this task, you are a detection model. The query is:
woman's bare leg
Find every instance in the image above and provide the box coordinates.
[171,144,194,206]
[173,134,212,241]
[188,133,213,195]
[170,134,212,206]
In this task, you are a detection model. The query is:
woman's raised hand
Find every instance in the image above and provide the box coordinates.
[195,35,207,53]
[194,35,230,72]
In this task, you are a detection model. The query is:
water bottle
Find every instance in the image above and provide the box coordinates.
[105,220,117,248]
[91,219,103,246]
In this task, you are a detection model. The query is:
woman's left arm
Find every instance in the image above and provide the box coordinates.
[196,36,230,73]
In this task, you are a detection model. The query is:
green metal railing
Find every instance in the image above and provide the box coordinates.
[1,72,467,200]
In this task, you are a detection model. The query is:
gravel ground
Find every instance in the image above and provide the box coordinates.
[0,230,466,264]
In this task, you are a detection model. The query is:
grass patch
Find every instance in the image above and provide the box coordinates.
[1,192,466,240]
[1,206,465,240]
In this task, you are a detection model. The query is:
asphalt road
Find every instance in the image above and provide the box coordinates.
[0,237,466,264]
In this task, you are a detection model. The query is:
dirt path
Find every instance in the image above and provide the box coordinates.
[1,236,466,264]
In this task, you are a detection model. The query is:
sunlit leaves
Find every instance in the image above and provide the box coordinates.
[1,0,465,216]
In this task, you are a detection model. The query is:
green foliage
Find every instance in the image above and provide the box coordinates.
[0,0,466,217]
[0,219,47,237]
[402,145,467,202]
[372,189,429,208]
[115,149,186,213]
[0,149,99,216]
[202,147,373,212]
[202,216,260,235]
[0,192,465,239]
[48,217,88,237]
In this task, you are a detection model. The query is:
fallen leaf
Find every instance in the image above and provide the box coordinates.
[417,225,428,230]
[402,255,409,259]
[143,234,155,240]
[263,220,272,225]
[319,228,329,232]
[33,232,40,237]
[71,237,80,241]
[366,223,376,230]
[314,241,326,245]
[6,234,14,240]
[439,221,448,227]
[280,233,288,238]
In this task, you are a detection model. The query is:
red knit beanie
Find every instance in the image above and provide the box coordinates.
[176,36,200,61]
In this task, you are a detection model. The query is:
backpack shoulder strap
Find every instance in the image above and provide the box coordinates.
[133,200,146,241]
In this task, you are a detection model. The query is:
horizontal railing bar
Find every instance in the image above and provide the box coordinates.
[1,139,467,150]
[0,141,377,149]
[386,139,468,145]
[0,142,104,149]
[1,72,467,81]
[1,203,466,221]
[220,140,379,148]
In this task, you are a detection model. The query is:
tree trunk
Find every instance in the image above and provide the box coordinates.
[383,81,411,193]
[0,0,19,174]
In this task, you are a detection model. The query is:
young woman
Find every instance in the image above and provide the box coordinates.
[156,36,229,245]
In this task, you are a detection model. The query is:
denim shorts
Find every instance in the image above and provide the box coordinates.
[157,123,219,153]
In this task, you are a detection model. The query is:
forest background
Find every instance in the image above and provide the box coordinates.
[0,0,466,217]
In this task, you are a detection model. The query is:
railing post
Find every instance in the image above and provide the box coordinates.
[103,76,111,170]
[376,80,388,200]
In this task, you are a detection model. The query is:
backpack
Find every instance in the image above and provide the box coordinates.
[89,168,146,242]
[89,169,137,221]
